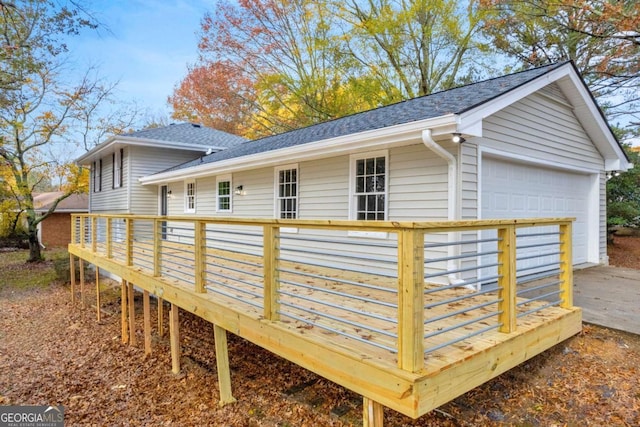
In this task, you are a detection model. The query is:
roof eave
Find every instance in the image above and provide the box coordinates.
[75,135,224,165]
[139,114,459,185]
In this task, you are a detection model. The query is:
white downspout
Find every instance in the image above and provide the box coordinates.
[421,129,465,286]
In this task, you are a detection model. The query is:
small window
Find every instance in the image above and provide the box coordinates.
[112,148,123,189]
[185,181,196,213]
[216,176,232,212]
[93,159,102,193]
[275,165,298,219]
[352,153,387,220]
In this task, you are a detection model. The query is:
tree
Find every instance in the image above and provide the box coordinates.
[480,0,640,125]
[0,0,112,262]
[172,0,490,138]
[337,0,491,99]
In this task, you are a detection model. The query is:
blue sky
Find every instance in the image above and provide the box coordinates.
[67,0,212,118]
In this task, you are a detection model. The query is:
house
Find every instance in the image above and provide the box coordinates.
[76,122,247,216]
[119,62,626,267]
[33,192,88,248]
[69,61,632,423]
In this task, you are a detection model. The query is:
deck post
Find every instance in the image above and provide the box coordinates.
[497,225,517,333]
[363,397,384,426]
[263,224,280,321]
[125,218,133,266]
[106,217,112,259]
[143,290,152,355]
[79,258,85,308]
[397,229,425,372]
[91,217,97,253]
[157,297,165,337]
[213,324,237,406]
[71,214,77,245]
[69,253,76,305]
[95,267,101,322]
[121,279,129,344]
[559,222,573,308]
[170,303,181,374]
[128,281,136,346]
[153,219,161,277]
[194,220,206,293]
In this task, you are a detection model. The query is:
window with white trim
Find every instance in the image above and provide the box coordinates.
[185,181,196,213]
[216,175,232,212]
[275,165,298,219]
[112,148,123,189]
[351,152,387,220]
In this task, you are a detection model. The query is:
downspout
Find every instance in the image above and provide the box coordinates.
[421,129,465,286]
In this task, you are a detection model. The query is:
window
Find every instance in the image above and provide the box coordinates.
[216,175,232,212]
[112,148,123,189]
[92,159,102,193]
[351,152,387,220]
[275,165,298,219]
[185,181,196,213]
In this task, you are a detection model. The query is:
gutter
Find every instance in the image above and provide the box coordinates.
[421,129,466,288]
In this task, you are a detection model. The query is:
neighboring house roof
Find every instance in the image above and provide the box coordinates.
[33,192,89,213]
[142,61,630,185]
[76,122,247,165]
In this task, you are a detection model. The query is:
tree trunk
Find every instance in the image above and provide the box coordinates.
[27,217,43,263]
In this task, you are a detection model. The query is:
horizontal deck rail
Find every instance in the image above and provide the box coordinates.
[71,214,576,376]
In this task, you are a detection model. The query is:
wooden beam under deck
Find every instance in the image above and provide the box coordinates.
[69,243,581,419]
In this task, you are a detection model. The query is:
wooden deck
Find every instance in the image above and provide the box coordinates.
[69,215,582,422]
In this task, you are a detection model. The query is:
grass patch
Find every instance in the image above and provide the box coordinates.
[0,248,69,291]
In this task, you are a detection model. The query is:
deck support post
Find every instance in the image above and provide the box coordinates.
[397,229,425,372]
[363,397,384,426]
[194,221,206,293]
[143,290,152,355]
[559,222,573,308]
[69,253,76,305]
[121,279,129,344]
[497,225,517,333]
[95,267,101,322]
[128,281,136,346]
[213,324,236,406]
[170,303,181,374]
[263,225,280,321]
[79,216,85,248]
[157,297,165,337]
[79,258,86,308]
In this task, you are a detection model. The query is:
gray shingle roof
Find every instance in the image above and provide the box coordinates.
[165,62,567,173]
[124,122,247,149]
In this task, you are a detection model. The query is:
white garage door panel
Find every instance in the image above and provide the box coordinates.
[482,157,589,265]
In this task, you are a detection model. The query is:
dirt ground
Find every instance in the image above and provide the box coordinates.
[0,239,639,426]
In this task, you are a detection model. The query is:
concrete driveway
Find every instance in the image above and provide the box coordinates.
[574,266,640,335]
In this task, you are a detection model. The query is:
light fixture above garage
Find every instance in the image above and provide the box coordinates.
[452,133,466,144]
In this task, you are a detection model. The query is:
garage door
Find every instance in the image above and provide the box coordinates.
[481,156,590,266]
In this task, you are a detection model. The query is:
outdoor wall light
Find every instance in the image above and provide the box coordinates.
[234,185,246,196]
[452,133,466,144]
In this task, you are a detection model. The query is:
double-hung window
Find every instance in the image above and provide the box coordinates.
[351,152,387,221]
[112,148,123,189]
[185,181,196,213]
[216,175,232,212]
[275,165,298,219]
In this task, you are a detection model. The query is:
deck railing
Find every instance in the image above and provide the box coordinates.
[71,214,574,373]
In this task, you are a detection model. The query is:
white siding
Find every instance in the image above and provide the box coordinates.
[299,155,349,219]
[90,148,128,213]
[129,146,202,215]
